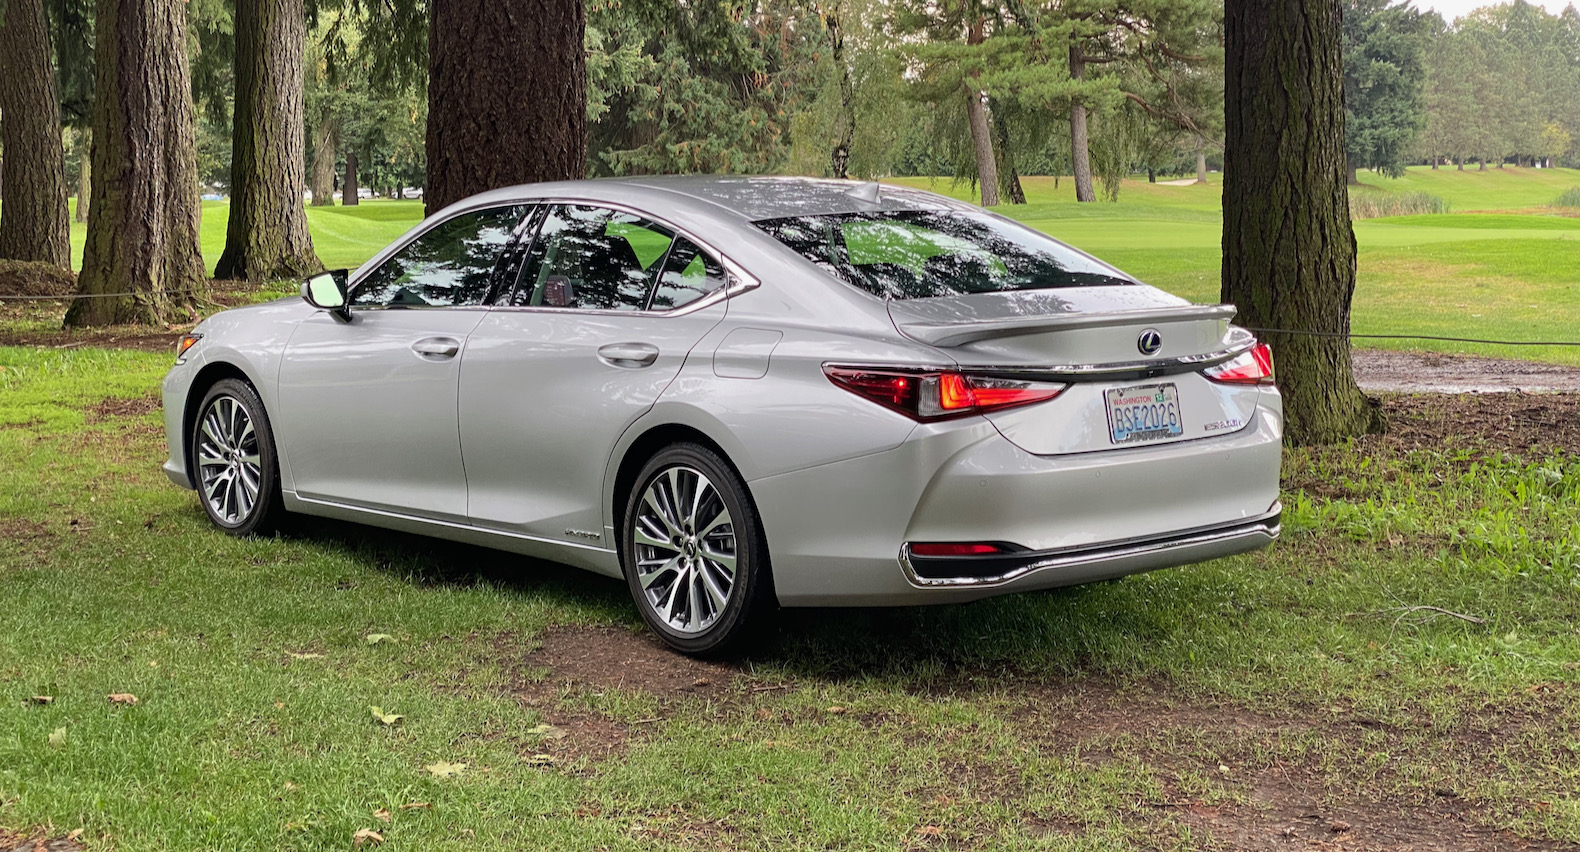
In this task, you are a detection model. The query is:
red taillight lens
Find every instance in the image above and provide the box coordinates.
[910,542,1006,557]
[1203,343,1275,385]
[825,366,1066,421]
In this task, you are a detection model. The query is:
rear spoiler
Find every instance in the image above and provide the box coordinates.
[895,304,1238,348]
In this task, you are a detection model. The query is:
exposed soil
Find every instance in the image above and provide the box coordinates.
[0,261,76,299]
[1367,392,1580,458]
[1354,349,1580,394]
[0,326,183,354]
[1,831,83,852]
[86,394,162,423]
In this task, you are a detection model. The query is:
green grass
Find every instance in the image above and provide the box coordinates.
[2,346,1578,850]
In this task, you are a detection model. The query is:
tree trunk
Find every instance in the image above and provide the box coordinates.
[0,0,71,267]
[1196,146,1208,184]
[1147,167,1156,183]
[1456,157,1463,171]
[214,0,320,281]
[310,117,338,206]
[827,5,854,179]
[1222,0,1381,445]
[67,0,206,327]
[426,0,586,215]
[1068,45,1096,203]
[1347,159,1360,185]
[962,19,999,207]
[992,99,1025,204]
[342,150,359,206]
[1478,157,1486,171]
[75,129,91,223]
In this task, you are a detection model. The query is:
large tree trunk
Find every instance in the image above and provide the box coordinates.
[426,0,586,215]
[0,0,71,267]
[1222,0,1381,445]
[1196,146,1208,184]
[826,5,854,179]
[67,0,206,327]
[214,0,320,281]
[1068,45,1096,203]
[992,99,1025,204]
[310,117,338,206]
[342,150,359,206]
[75,129,91,223]
[963,19,999,207]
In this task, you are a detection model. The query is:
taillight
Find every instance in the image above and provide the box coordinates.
[825,366,1066,420]
[909,542,1008,557]
[1203,343,1274,385]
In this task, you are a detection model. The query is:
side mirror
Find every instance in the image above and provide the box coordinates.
[302,269,350,321]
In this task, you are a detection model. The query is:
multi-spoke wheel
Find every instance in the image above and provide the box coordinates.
[623,444,770,655]
[191,378,283,535]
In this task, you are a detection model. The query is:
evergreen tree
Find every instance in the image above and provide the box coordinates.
[0,0,71,267]
[1342,0,1428,182]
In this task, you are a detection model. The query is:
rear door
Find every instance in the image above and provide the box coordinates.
[276,204,531,522]
[459,204,729,548]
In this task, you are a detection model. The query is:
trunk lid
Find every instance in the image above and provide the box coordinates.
[887,286,1267,456]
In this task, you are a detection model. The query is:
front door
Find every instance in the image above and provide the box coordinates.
[276,203,531,522]
[459,204,730,547]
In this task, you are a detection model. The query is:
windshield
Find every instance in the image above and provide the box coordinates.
[755,210,1133,300]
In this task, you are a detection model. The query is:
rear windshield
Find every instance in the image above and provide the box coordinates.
[754,210,1133,300]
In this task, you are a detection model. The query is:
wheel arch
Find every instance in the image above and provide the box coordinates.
[606,412,758,563]
[181,360,264,473]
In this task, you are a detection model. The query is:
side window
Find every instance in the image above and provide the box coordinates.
[650,237,727,311]
[352,205,529,308]
[509,205,674,311]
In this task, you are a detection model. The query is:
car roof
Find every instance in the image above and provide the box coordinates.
[452,175,976,223]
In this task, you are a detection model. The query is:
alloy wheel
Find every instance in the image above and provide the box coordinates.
[631,465,738,634]
[195,394,263,525]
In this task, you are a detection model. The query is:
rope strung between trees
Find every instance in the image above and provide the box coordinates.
[5,292,1578,347]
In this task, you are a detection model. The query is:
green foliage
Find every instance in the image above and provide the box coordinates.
[1344,0,1429,178]
[1348,190,1450,219]
[1553,186,1580,208]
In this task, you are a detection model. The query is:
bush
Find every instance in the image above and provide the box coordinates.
[1551,186,1580,208]
[1348,191,1451,220]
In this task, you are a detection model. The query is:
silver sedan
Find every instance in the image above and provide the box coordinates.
[161,177,1282,654]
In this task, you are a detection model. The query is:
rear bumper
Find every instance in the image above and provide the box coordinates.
[900,507,1280,588]
[751,399,1282,606]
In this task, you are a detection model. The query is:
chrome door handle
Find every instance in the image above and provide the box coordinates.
[597,342,660,368]
[412,337,461,358]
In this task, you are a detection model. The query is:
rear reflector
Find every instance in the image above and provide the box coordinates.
[1203,343,1275,385]
[909,542,1007,557]
[825,366,1066,421]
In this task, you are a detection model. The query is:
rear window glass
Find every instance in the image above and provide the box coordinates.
[755,211,1132,299]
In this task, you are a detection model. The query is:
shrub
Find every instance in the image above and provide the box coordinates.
[1552,186,1580,208]
[1348,191,1451,220]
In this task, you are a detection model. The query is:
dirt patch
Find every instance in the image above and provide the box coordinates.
[1354,349,1580,394]
[0,261,76,299]
[1,831,83,852]
[87,394,162,423]
[0,327,182,354]
[1368,392,1580,458]
[0,517,52,542]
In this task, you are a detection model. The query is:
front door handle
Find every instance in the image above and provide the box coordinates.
[412,337,461,359]
[597,342,660,368]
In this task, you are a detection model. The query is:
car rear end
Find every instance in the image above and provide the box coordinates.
[747,201,1282,605]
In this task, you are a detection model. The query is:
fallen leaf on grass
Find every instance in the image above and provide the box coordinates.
[425,761,466,778]
[287,651,324,660]
[398,802,431,811]
[370,706,404,726]
[28,695,52,705]
[527,723,567,740]
[373,808,392,823]
[352,828,384,846]
[107,693,138,705]
[364,634,396,645]
[524,753,558,766]
[48,727,66,747]
[66,829,83,842]
[916,825,943,837]
[826,706,847,715]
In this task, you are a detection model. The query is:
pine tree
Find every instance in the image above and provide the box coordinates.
[0,0,71,267]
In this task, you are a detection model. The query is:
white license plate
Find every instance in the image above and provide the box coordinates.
[1105,383,1184,444]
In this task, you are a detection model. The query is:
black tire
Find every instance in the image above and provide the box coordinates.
[189,378,285,536]
[621,443,773,656]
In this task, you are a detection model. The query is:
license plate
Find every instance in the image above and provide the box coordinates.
[1105,383,1184,444]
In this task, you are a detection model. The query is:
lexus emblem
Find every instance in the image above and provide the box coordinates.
[1137,329,1163,356]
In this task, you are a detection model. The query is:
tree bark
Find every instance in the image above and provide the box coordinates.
[992,99,1025,204]
[1196,146,1208,184]
[75,129,91,223]
[67,0,206,327]
[426,0,586,215]
[310,117,338,206]
[1068,45,1095,203]
[214,0,320,281]
[0,0,71,267]
[342,150,359,206]
[963,18,999,207]
[1222,0,1382,445]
